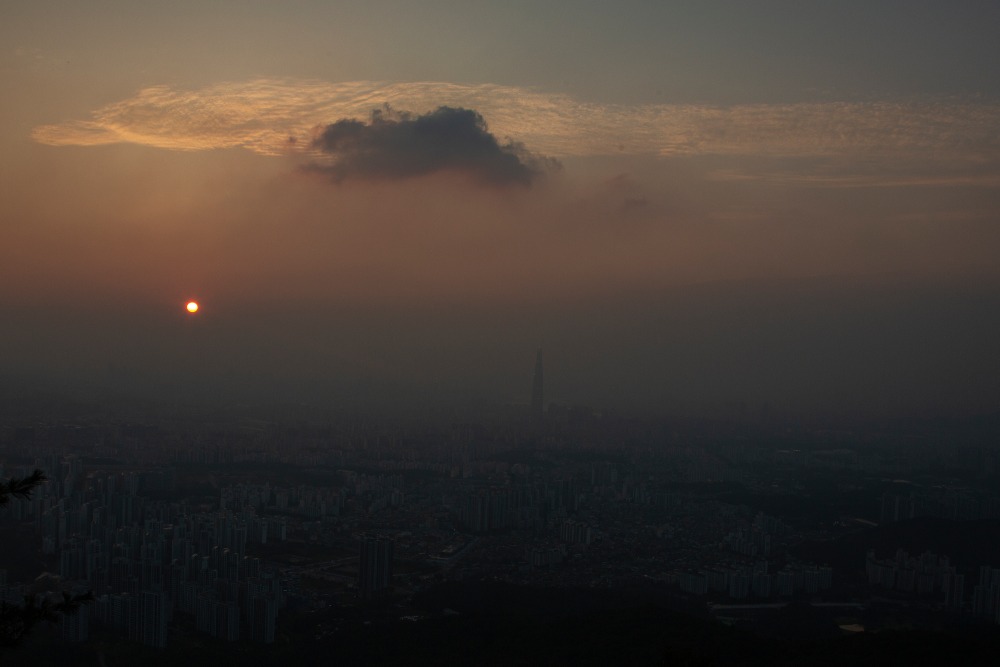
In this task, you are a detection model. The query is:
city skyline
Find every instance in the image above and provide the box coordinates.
[6,5,1000,660]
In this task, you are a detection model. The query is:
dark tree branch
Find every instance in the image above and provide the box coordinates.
[0,591,94,648]
[0,468,86,651]
[0,469,47,507]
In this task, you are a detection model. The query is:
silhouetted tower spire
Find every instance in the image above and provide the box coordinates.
[531,348,544,417]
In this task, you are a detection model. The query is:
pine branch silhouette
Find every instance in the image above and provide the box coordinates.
[0,591,95,648]
[0,468,92,649]
[0,469,47,507]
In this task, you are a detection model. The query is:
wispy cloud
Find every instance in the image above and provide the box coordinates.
[707,168,1000,189]
[32,79,1000,165]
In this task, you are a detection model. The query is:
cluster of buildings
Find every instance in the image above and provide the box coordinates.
[2,458,287,648]
[865,549,964,604]
[457,481,578,534]
[972,566,1000,623]
[864,549,1000,619]
[4,391,1000,654]
[675,561,833,600]
[879,489,1000,524]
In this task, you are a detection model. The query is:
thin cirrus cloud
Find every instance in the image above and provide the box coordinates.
[31,79,1000,170]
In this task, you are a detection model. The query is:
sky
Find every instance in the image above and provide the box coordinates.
[3,1,1000,419]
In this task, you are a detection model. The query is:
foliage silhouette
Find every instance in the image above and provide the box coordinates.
[0,469,47,507]
[0,469,94,649]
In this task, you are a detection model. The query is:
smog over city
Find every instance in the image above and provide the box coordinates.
[3,2,1000,664]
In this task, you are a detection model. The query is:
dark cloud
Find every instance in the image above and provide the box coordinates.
[308,106,558,185]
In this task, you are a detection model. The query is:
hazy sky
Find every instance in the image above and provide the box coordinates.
[3,1,1000,417]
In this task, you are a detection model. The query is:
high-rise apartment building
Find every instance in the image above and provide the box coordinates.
[358,535,394,599]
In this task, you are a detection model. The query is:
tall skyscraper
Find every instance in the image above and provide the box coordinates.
[139,590,167,649]
[248,593,277,643]
[531,348,544,417]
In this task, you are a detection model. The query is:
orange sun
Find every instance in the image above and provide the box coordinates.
[186,301,199,313]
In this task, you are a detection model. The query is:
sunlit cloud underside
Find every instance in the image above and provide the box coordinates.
[33,79,1000,165]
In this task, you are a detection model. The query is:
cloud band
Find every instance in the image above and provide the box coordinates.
[31,79,1000,166]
